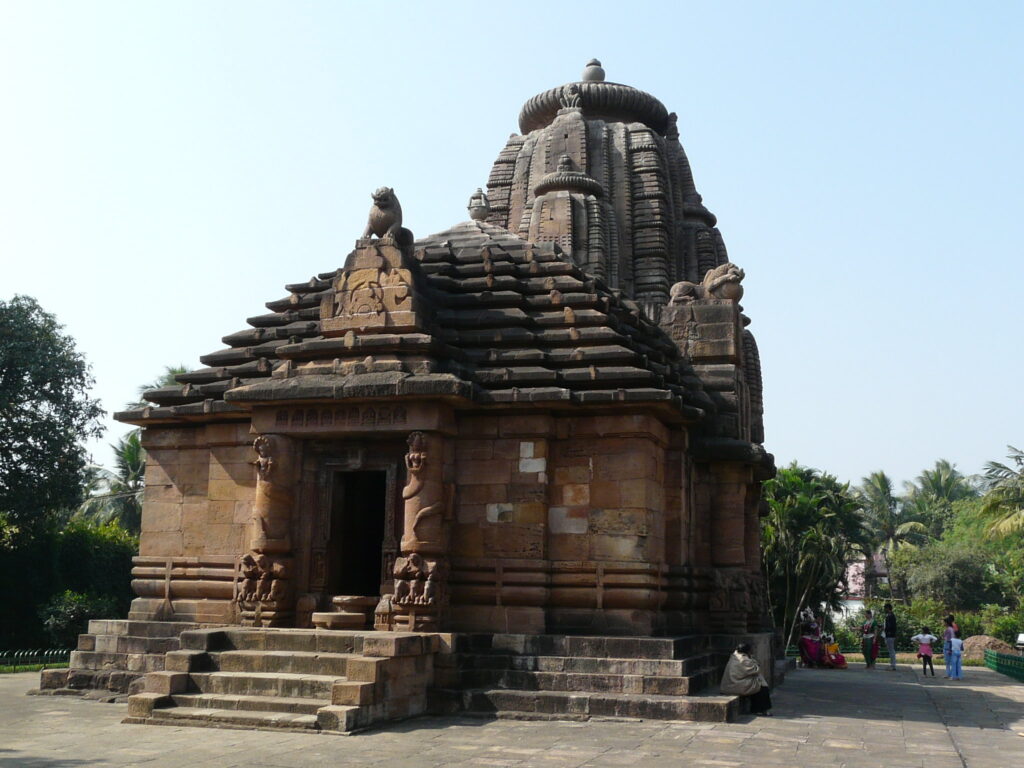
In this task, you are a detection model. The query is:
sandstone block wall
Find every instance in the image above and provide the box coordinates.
[130,423,254,623]
[448,412,677,635]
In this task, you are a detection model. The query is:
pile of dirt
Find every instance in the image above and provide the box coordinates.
[962,634,1017,660]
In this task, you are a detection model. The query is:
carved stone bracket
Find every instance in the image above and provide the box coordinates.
[235,550,294,627]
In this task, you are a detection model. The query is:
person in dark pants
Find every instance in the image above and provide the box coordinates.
[911,626,938,676]
[720,643,772,715]
[883,603,898,671]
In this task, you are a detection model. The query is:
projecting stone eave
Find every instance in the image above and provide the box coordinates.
[113,400,251,427]
[222,371,475,404]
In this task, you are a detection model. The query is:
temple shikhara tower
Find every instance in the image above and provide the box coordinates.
[43,60,777,731]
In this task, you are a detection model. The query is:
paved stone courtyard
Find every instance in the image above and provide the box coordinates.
[3,664,1023,767]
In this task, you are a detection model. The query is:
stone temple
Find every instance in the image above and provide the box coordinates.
[41,60,777,731]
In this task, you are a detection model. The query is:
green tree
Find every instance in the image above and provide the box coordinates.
[905,544,1003,610]
[123,364,189,410]
[77,365,191,533]
[903,460,979,538]
[856,471,928,598]
[0,296,104,534]
[761,463,869,645]
[980,445,1024,536]
[76,431,146,533]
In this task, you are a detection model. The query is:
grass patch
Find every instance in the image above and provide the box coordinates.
[0,662,68,674]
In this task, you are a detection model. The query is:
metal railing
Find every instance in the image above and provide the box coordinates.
[0,648,71,673]
[984,649,1024,682]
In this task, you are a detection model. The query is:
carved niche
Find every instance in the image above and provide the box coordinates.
[320,242,425,335]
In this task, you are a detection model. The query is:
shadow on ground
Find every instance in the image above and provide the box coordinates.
[770,664,1023,731]
[0,750,95,768]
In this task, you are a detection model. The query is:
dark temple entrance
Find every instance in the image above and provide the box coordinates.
[328,471,387,596]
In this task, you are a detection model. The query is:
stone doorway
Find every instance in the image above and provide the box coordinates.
[327,470,388,597]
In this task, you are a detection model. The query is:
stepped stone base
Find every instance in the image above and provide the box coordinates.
[45,623,774,729]
[35,620,210,700]
[126,627,439,734]
[429,632,769,724]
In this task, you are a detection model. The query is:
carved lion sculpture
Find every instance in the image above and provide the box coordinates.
[702,262,745,300]
[363,186,412,245]
[668,262,745,303]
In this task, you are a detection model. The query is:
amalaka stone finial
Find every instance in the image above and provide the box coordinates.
[468,188,490,221]
[582,58,605,82]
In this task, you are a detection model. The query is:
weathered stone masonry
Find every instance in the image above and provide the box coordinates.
[43,60,777,729]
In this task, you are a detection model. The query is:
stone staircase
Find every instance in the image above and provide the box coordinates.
[125,627,439,734]
[37,620,205,700]
[431,633,742,722]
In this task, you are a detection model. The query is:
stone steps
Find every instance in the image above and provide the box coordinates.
[85,635,180,655]
[204,628,365,654]
[452,633,708,660]
[188,671,343,699]
[170,692,326,715]
[127,628,441,734]
[87,620,205,639]
[457,665,720,696]
[451,652,713,676]
[40,621,209,697]
[148,705,321,731]
[435,687,740,723]
[69,650,169,674]
[211,650,355,677]
[432,632,735,722]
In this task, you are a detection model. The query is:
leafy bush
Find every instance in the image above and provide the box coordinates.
[0,518,135,648]
[39,591,118,648]
[905,546,1002,610]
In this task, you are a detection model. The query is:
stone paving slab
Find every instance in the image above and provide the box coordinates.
[3,663,1024,766]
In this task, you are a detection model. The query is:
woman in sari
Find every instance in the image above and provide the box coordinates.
[823,635,847,669]
[860,609,879,668]
[797,611,824,667]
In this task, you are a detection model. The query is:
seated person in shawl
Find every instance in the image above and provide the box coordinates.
[720,643,772,716]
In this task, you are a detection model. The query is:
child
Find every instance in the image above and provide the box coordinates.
[949,630,964,681]
[942,615,959,678]
[911,626,938,677]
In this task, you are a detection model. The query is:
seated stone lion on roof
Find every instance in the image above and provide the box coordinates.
[668,262,745,303]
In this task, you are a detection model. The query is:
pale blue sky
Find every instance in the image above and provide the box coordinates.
[2,1,1021,489]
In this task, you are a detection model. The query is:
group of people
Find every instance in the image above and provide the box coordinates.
[796,608,848,669]
[859,606,966,679]
[716,606,970,719]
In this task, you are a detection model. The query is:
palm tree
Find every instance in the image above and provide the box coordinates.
[124,364,190,410]
[76,431,146,533]
[77,366,192,533]
[762,464,869,646]
[980,446,1024,536]
[903,460,979,537]
[857,471,928,598]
